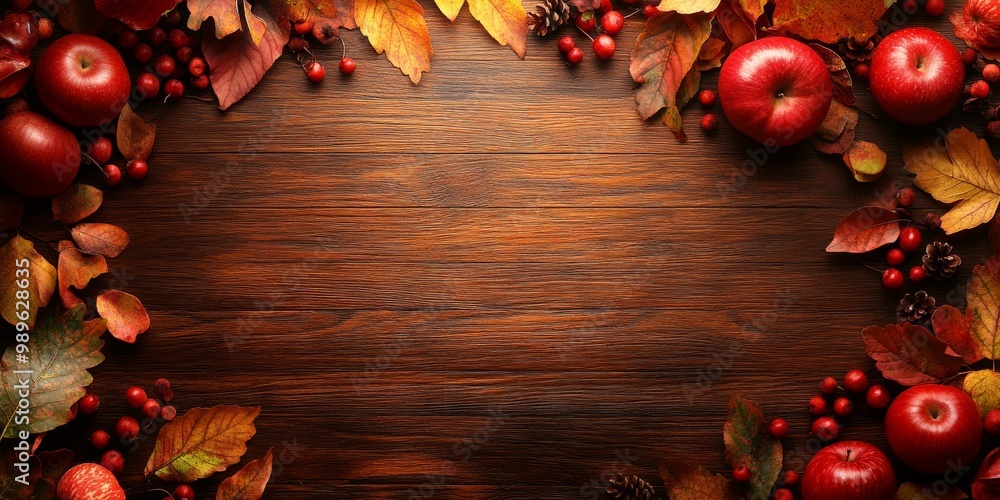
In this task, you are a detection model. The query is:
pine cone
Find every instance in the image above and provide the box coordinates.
[897,290,937,323]
[839,35,881,62]
[607,473,654,500]
[527,0,572,36]
[923,242,962,280]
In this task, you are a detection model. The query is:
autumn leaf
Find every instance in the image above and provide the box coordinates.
[58,247,107,308]
[809,43,856,106]
[862,323,963,386]
[117,104,156,162]
[657,0,721,14]
[52,184,103,224]
[903,127,1000,234]
[355,0,434,84]
[71,223,129,258]
[968,256,1000,359]
[467,0,527,58]
[0,190,23,231]
[697,36,726,70]
[661,68,701,142]
[770,0,889,44]
[0,235,55,329]
[0,306,106,438]
[715,0,754,49]
[724,395,782,499]
[933,304,984,365]
[216,448,273,500]
[825,206,900,253]
[895,482,969,499]
[96,290,150,343]
[0,12,39,98]
[269,0,339,28]
[94,0,181,30]
[965,370,1000,417]
[0,446,39,498]
[843,141,887,183]
[31,449,75,500]
[812,100,858,155]
[188,0,265,42]
[659,459,742,500]
[145,405,261,482]
[57,0,107,34]
[204,3,287,110]
[736,0,766,21]
[435,0,465,20]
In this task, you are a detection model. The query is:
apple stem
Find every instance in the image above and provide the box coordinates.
[845,449,852,461]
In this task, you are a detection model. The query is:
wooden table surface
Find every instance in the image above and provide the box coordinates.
[36,6,998,499]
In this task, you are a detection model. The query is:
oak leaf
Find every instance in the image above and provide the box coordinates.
[94,0,182,30]
[903,127,1000,234]
[188,0,265,43]
[723,395,782,499]
[0,190,23,231]
[466,0,527,58]
[96,290,150,343]
[52,184,103,224]
[117,104,156,162]
[0,235,55,329]
[0,12,39,98]
[862,323,963,386]
[843,140,886,183]
[659,459,741,500]
[145,405,261,482]
[0,306,105,438]
[770,0,889,44]
[216,448,273,500]
[933,304,984,365]
[825,206,900,253]
[809,43,856,106]
[71,223,129,258]
[56,0,107,34]
[204,3,288,110]
[58,247,107,309]
[355,0,433,84]
[965,369,1000,417]
[657,0,721,14]
[895,482,969,499]
[967,256,1000,359]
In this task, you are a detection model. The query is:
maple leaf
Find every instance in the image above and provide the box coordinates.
[812,100,858,155]
[965,369,1000,417]
[896,482,969,499]
[94,0,181,30]
[659,459,742,500]
[96,290,150,343]
[355,0,434,84]
[770,0,889,44]
[967,256,1000,359]
[188,0,265,43]
[0,12,39,98]
[809,43,856,106]
[0,190,23,231]
[466,0,527,58]
[203,3,287,110]
[117,105,156,162]
[58,247,107,309]
[843,140,887,183]
[933,304,984,365]
[0,306,106,438]
[723,395,782,499]
[825,206,900,253]
[630,11,714,139]
[52,184,103,224]
[657,0,721,14]
[145,405,260,482]
[903,127,1000,234]
[862,323,963,386]
[216,448,273,500]
[0,235,55,329]
[716,0,754,49]
[71,223,129,258]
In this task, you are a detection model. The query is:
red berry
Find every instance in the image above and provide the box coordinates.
[784,470,799,485]
[306,61,325,83]
[164,8,182,26]
[700,113,717,132]
[294,20,314,36]
[190,73,210,90]
[774,488,793,500]
[896,188,915,208]
[601,10,624,36]
[188,57,207,77]
[866,384,891,410]
[886,248,905,266]
[176,46,194,64]
[136,72,160,99]
[118,31,139,50]
[100,450,125,475]
[339,57,356,75]
[175,485,195,500]
[161,405,177,421]
[565,46,584,64]
[149,26,167,46]
[899,226,922,253]
[155,378,174,402]
[809,395,827,415]
[599,0,612,14]
[142,398,161,419]
[134,43,153,63]
[843,369,868,393]
[103,164,122,187]
[643,4,658,18]
[925,0,945,16]
[116,415,140,441]
[853,62,870,80]
[909,265,926,283]
[127,160,148,180]
[154,54,176,77]
[733,465,751,482]
[164,79,184,99]
[963,47,980,66]
[90,137,113,165]
[593,34,615,60]
[769,418,789,439]
[972,80,991,99]
[312,18,339,44]
[38,18,53,40]
[125,386,147,408]
[288,37,310,53]
[90,429,110,449]
[558,35,575,54]
[575,13,596,31]
[833,397,852,417]
[820,376,837,395]
[698,89,716,107]
[901,0,918,13]
[78,393,100,414]
[985,64,1000,83]
[882,268,903,289]
[985,409,1000,435]
[812,416,839,442]
[168,29,188,49]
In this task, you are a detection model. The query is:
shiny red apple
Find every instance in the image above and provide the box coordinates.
[801,440,895,500]
[885,384,982,474]
[869,27,964,125]
[0,111,80,197]
[35,34,131,128]
[56,463,125,500]
[718,36,832,147]
[973,447,1000,499]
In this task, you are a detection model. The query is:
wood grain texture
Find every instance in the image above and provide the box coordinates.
[7,5,998,499]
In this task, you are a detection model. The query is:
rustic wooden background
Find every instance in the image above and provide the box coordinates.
[23,4,1000,499]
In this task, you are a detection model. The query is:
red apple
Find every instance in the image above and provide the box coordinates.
[801,440,896,500]
[869,27,964,125]
[56,463,125,500]
[35,34,131,128]
[718,36,832,147]
[973,447,1000,499]
[0,111,80,197]
[885,384,982,474]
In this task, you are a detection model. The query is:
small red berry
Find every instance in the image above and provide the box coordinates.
[843,369,868,393]
[972,80,991,99]
[294,20,314,36]
[100,450,125,475]
[311,18,339,44]
[899,226,922,253]
[593,34,615,60]
[136,72,160,99]
[306,61,325,83]
[601,10,624,36]
[964,47,980,66]
[175,485,195,500]
[164,8,182,26]
[909,265,926,283]
[116,415,140,441]
[700,113,717,132]
[38,18,53,40]
[643,4,658,18]
[769,418,789,439]
[90,429,110,449]
[812,416,839,442]
[134,43,153,63]
[698,89,716,107]
[784,470,798,485]
[809,395,827,415]
[155,378,174,402]
[142,398,162,419]
[882,268,904,289]
[176,46,194,64]
[168,29,188,49]
[599,0,613,14]
[901,0,918,13]
[149,26,167,46]
[853,62,870,80]
[575,13,597,32]
[164,79,184,100]
[190,73,210,90]
[558,35,575,54]
[125,386,147,408]
[119,31,139,50]
[127,160,148,180]
[103,164,122,187]
[985,64,1000,83]
[154,54,176,77]
[288,37,310,53]
[925,0,945,16]
[565,46,584,64]
[985,409,1000,435]
[896,188,915,208]
[78,393,100,414]
[733,465,751,482]
[774,488,793,500]
[820,376,837,395]
[339,57,356,75]
[866,384,891,409]
[90,137,113,165]
[188,57,207,77]
[886,248,905,266]
[833,397,852,417]
[161,405,178,421]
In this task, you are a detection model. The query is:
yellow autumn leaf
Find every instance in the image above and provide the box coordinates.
[435,0,464,21]
[0,235,56,329]
[964,369,1000,417]
[467,0,526,58]
[658,0,722,14]
[355,0,433,84]
[145,405,260,482]
[903,127,1000,234]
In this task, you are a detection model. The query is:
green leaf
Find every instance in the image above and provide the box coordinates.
[145,405,260,482]
[723,395,782,500]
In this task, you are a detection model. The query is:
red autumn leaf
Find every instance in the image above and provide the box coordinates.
[215,448,274,500]
[0,189,24,231]
[52,184,103,224]
[58,247,108,309]
[952,0,1000,61]
[862,323,963,386]
[71,222,130,258]
[716,0,755,50]
[117,105,156,162]
[94,0,182,30]
[826,206,901,253]
[770,0,889,44]
[0,11,39,97]
[203,3,288,110]
[57,0,107,34]
[809,43,856,106]
[96,290,150,343]
[659,460,741,500]
[723,395,782,499]
[933,304,984,365]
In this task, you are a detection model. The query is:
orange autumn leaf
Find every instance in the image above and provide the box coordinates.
[96,290,149,343]
[52,184,103,224]
[659,460,741,500]
[736,0,766,22]
[215,448,273,500]
[467,0,527,58]
[715,0,754,49]
[657,0,721,14]
[145,405,260,482]
[932,304,984,365]
[188,0,265,43]
[0,234,55,329]
[770,0,890,44]
[117,104,156,162]
[355,0,433,84]
[903,127,1000,234]
[843,140,886,183]
[71,223,129,258]
[862,323,963,386]
[58,247,108,308]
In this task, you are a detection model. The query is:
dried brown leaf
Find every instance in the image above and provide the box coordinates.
[116,105,156,162]
[52,184,103,224]
[70,223,129,258]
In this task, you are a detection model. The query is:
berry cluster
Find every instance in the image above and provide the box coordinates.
[560,0,638,64]
[808,370,890,443]
[114,6,207,102]
[84,136,150,186]
[698,88,717,133]
[287,19,356,82]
